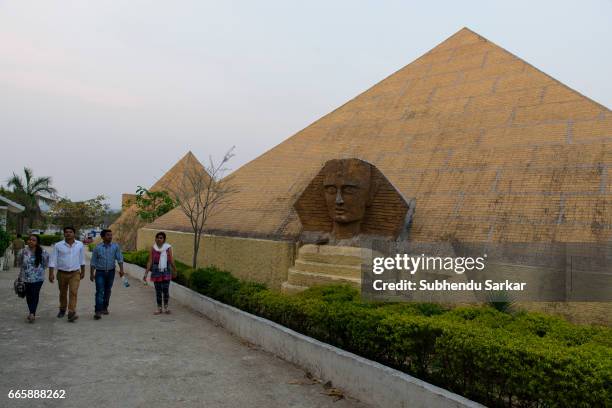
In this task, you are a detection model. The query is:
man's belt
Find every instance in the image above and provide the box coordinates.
[58,269,80,273]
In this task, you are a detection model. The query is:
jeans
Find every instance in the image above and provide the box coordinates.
[95,269,115,313]
[25,281,44,315]
[154,280,170,307]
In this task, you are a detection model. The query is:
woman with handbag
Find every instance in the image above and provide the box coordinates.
[19,234,49,323]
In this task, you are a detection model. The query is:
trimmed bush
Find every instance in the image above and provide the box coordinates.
[124,262,612,407]
[38,234,63,246]
[0,229,11,254]
[122,249,192,285]
[122,250,149,267]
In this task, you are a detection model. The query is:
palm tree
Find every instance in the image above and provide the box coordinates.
[6,167,57,233]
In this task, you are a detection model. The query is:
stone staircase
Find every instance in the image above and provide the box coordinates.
[281,244,364,294]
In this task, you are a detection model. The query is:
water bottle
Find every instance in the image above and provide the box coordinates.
[123,276,130,287]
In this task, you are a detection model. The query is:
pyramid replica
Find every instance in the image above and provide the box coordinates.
[145,28,611,320]
[112,152,207,250]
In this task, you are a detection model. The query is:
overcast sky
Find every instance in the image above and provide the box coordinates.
[1,1,610,209]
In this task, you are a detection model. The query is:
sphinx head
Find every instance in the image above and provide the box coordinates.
[322,159,375,239]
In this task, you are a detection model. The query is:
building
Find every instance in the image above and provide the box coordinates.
[0,194,25,232]
[139,28,611,322]
[111,151,207,250]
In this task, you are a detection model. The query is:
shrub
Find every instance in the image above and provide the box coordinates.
[0,229,11,255]
[173,260,192,286]
[122,250,149,267]
[38,234,63,246]
[119,261,612,407]
[122,249,192,285]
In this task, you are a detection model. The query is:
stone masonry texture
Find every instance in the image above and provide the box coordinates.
[111,151,208,250]
[148,28,612,244]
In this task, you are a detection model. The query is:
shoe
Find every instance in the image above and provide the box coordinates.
[164,308,171,314]
[101,309,109,315]
[57,310,66,318]
[154,308,162,315]
[67,312,79,322]
[27,314,34,323]
[94,313,101,320]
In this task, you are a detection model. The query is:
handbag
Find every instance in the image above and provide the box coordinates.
[14,276,26,298]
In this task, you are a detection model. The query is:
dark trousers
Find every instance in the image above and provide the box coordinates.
[154,280,170,307]
[25,281,44,315]
[95,269,115,313]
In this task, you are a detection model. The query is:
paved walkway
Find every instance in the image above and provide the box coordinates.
[0,261,370,408]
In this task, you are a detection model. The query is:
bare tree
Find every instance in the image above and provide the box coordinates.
[169,148,237,268]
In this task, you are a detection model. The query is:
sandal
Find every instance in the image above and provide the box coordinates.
[27,314,34,323]
[164,308,171,314]
[154,308,163,315]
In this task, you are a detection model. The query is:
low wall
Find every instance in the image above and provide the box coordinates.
[120,260,482,408]
[137,228,296,289]
[135,229,610,325]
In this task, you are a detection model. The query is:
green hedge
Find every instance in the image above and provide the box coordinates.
[38,234,63,246]
[122,249,192,286]
[0,229,11,254]
[121,254,612,407]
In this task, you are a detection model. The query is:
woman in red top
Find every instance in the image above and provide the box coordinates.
[143,232,177,314]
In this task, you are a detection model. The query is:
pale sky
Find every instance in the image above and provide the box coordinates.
[1,1,610,209]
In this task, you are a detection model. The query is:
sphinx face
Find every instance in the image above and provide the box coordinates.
[322,160,372,227]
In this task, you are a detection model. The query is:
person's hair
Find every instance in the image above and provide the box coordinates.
[101,229,112,238]
[63,226,76,233]
[155,231,166,241]
[29,234,43,267]
[16,233,22,238]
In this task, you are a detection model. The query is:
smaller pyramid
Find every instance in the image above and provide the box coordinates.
[110,152,208,250]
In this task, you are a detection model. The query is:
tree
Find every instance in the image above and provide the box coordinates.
[6,167,57,233]
[48,195,109,233]
[134,186,176,223]
[169,148,237,268]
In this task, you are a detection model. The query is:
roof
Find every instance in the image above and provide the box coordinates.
[149,28,612,243]
[0,195,25,213]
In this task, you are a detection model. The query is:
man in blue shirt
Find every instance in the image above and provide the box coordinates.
[90,229,124,320]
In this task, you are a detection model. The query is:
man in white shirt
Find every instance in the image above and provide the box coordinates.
[49,226,85,322]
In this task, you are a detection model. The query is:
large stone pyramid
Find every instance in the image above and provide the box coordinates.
[111,151,207,249]
[150,28,611,244]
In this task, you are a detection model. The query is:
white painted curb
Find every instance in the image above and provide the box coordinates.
[121,261,483,408]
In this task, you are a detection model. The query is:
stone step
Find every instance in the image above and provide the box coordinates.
[293,259,361,278]
[287,268,361,288]
[297,244,368,266]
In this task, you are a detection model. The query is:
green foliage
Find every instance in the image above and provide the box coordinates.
[173,260,192,286]
[122,250,149,267]
[38,234,63,246]
[47,195,109,233]
[87,242,96,251]
[4,167,57,233]
[134,186,176,223]
[0,229,11,254]
[190,266,242,304]
[122,249,192,285]
[119,256,612,407]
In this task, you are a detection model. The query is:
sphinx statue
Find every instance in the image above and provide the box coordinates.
[294,158,415,246]
[283,158,415,294]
